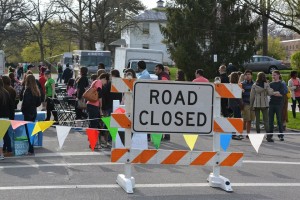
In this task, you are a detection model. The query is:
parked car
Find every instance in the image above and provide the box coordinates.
[243,55,289,73]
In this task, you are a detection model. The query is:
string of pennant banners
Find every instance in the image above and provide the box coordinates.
[0,117,299,154]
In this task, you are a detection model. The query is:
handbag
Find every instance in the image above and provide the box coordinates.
[77,98,87,109]
[83,83,98,102]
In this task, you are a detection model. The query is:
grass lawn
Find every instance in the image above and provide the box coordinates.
[287,111,300,130]
[169,66,178,80]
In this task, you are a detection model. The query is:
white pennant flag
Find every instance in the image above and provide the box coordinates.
[115,132,125,148]
[132,133,148,150]
[248,134,265,153]
[56,126,72,149]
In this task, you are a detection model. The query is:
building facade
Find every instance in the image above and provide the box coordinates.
[281,39,300,61]
[121,2,173,65]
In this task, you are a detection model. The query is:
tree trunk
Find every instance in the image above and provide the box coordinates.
[262,14,268,56]
[88,0,94,50]
[78,0,84,49]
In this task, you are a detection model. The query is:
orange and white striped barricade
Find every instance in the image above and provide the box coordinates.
[111,148,243,167]
[110,79,244,193]
[111,77,136,193]
[208,82,243,192]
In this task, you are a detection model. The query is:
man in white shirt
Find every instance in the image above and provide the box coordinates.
[137,61,151,80]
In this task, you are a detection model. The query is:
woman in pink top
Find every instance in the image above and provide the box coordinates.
[67,78,76,97]
[288,71,300,118]
[86,79,103,129]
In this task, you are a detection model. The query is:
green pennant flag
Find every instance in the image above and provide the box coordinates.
[151,133,162,149]
[101,117,118,142]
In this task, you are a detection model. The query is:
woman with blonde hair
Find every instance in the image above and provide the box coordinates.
[21,74,41,154]
[250,72,273,134]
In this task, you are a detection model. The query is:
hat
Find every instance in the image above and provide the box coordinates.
[44,70,51,75]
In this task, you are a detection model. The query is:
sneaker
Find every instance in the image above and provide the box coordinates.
[266,138,274,142]
[0,155,4,160]
[232,135,242,140]
[280,138,284,141]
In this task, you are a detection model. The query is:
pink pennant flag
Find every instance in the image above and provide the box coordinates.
[10,120,30,129]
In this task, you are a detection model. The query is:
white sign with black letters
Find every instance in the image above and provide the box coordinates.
[133,81,214,134]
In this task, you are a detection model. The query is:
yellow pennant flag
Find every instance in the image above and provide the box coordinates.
[0,120,11,139]
[38,121,55,132]
[183,134,199,151]
[31,123,42,136]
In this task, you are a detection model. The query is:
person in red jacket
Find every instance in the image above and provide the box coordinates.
[155,64,170,80]
[39,66,47,111]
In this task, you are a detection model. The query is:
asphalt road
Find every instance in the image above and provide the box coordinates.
[1,127,300,200]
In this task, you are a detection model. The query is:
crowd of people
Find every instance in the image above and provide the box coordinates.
[193,64,300,142]
[1,61,299,160]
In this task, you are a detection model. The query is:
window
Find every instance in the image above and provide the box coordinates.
[261,57,270,62]
[142,23,149,34]
[142,44,149,49]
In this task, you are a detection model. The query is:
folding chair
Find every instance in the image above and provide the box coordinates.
[50,98,76,126]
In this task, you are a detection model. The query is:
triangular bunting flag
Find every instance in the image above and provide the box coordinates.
[220,133,232,151]
[0,120,11,139]
[56,126,72,149]
[32,123,42,136]
[183,134,198,151]
[22,123,35,145]
[10,120,29,129]
[249,134,265,153]
[102,117,118,142]
[115,133,124,148]
[37,121,55,132]
[114,107,125,114]
[132,133,148,150]
[86,128,99,151]
[151,133,162,149]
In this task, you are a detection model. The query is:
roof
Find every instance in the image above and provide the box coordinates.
[109,39,126,46]
[134,10,167,22]
[281,39,300,43]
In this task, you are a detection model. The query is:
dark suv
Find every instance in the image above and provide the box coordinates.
[243,55,289,73]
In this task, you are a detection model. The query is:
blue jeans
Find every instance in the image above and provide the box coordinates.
[268,104,283,138]
[57,73,62,83]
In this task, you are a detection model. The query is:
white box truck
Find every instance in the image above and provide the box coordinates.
[0,50,5,76]
[61,52,73,71]
[114,48,164,79]
[73,50,111,76]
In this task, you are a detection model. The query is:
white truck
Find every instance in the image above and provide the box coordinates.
[61,52,73,70]
[114,47,164,79]
[73,50,111,76]
[0,50,5,76]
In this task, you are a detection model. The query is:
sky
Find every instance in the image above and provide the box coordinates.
[141,0,158,9]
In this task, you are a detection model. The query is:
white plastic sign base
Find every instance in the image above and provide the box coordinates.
[116,174,135,193]
[207,173,233,192]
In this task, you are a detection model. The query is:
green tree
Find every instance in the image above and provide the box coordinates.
[161,0,260,80]
[257,36,286,60]
[291,51,300,70]
[21,21,78,63]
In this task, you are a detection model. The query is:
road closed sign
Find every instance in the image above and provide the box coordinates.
[133,81,214,134]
